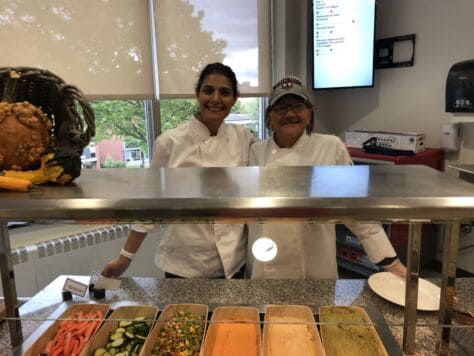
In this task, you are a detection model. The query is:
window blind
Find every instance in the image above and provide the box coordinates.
[153,0,271,98]
[0,0,154,99]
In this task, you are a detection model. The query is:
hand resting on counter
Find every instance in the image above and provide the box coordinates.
[383,258,407,277]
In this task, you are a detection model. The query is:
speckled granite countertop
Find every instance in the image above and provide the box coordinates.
[1,275,473,355]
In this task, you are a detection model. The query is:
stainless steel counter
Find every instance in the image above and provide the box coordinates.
[1,165,474,355]
[1,165,474,221]
[449,163,474,183]
[8,275,473,356]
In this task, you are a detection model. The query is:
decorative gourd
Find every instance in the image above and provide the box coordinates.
[0,101,53,171]
[0,67,95,187]
[0,176,32,192]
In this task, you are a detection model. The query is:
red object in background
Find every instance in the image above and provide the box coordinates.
[96,139,125,166]
[348,147,445,171]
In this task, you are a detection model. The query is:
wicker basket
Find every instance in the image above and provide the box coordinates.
[0,67,95,156]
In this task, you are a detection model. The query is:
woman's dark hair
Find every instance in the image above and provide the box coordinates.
[195,62,239,97]
[265,100,315,135]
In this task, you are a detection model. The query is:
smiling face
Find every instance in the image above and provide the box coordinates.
[267,95,313,148]
[195,73,237,135]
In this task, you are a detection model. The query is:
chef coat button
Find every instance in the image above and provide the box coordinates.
[271,149,277,154]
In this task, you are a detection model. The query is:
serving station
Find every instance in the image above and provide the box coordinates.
[2,275,472,355]
[1,165,474,354]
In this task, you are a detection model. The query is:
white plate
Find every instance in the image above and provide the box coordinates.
[368,272,440,311]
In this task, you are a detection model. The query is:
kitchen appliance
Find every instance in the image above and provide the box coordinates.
[336,148,444,277]
[446,59,474,113]
[345,129,426,153]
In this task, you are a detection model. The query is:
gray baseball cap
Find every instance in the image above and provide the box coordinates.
[269,76,310,106]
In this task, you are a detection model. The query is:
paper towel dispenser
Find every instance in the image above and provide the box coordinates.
[446,59,474,112]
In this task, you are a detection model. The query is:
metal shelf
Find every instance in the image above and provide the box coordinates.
[1,165,473,221]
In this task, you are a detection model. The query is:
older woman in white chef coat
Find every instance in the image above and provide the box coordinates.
[102,63,257,279]
[247,76,406,279]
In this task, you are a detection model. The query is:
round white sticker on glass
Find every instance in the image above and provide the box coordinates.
[252,237,278,262]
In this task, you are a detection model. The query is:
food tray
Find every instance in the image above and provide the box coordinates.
[263,305,326,356]
[141,303,208,355]
[20,302,402,356]
[84,304,158,356]
[319,305,388,356]
[201,306,262,356]
[21,302,109,356]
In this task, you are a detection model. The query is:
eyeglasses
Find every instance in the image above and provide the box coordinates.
[271,102,308,116]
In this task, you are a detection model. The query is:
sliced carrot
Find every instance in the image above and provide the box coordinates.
[79,334,85,347]
[44,339,54,353]
[41,310,106,355]
[63,331,72,355]
[83,322,96,340]
[70,337,80,354]
[50,344,64,356]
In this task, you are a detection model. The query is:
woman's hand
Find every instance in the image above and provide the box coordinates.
[383,258,407,278]
[101,256,131,278]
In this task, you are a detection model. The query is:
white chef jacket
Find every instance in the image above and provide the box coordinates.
[247,132,396,279]
[133,116,257,278]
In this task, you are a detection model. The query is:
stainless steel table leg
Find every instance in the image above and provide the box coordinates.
[403,222,422,354]
[0,222,23,347]
[436,222,460,356]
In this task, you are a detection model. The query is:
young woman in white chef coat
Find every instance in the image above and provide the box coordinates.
[101,63,257,279]
[247,76,406,279]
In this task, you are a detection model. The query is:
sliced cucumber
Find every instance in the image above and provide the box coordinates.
[110,332,124,341]
[96,315,150,356]
[124,331,135,339]
[94,348,107,356]
[132,343,141,353]
[135,334,146,342]
[110,337,125,347]
[134,324,148,335]
[119,320,133,327]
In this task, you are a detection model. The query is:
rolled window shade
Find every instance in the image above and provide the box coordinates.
[154,0,271,98]
[0,0,154,99]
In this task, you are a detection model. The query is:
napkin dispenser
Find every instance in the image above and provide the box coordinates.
[446,59,474,113]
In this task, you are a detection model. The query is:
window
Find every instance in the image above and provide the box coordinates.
[153,0,271,97]
[0,0,153,98]
[154,0,271,138]
[1,0,271,166]
[160,97,264,138]
[83,100,150,168]
[125,148,143,163]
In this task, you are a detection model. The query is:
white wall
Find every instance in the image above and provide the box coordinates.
[1,226,161,298]
[276,0,474,167]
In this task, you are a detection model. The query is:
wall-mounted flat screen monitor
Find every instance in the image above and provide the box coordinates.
[312,0,376,90]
